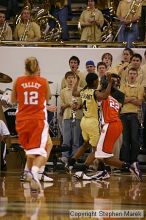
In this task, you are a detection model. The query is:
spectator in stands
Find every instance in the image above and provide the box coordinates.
[97,62,107,84]
[120,68,144,165]
[120,53,146,86]
[101,52,113,71]
[116,0,141,48]
[0,11,12,40]
[14,8,41,41]
[110,48,134,76]
[61,56,86,89]
[79,0,104,42]
[60,71,83,164]
[50,0,69,41]
[85,60,96,74]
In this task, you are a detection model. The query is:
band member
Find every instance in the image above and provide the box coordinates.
[79,0,104,42]
[14,8,41,41]
[11,57,52,192]
[116,0,141,48]
[0,11,12,40]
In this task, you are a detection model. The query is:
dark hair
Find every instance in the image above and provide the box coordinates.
[144,50,146,56]
[128,67,138,74]
[86,73,98,86]
[123,48,134,57]
[97,62,107,69]
[65,71,75,79]
[0,11,6,16]
[131,53,142,62]
[69,56,80,65]
[101,53,113,62]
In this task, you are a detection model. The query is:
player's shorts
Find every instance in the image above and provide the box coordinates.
[16,119,49,158]
[80,116,100,147]
[96,120,123,154]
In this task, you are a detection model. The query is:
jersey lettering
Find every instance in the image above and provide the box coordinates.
[109,99,119,112]
[24,91,38,105]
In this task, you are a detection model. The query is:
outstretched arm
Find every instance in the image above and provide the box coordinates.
[72,76,81,97]
[95,74,113,100]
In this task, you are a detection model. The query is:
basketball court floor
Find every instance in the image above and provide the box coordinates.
[0,169,146,220]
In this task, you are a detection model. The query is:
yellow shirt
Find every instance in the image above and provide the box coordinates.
[61,70,86,89]
[60,87,83,120]
[14,21,41,41]
[80,88,98,118]
[120,65,145,85]
[120,82,144,113]
[143,0,146,6]
[0,24,12,40]
[79,8,104,41]
[116,0,142,20]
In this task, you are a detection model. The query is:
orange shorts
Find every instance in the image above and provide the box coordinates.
[97,120,123,154]
[16,119,48,153]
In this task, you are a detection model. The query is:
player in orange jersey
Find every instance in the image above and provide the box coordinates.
[93,79,142,181]
[11,57,52,192]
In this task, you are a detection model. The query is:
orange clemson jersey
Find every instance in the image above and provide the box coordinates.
[100,95,120,124]
[15,75,48,121]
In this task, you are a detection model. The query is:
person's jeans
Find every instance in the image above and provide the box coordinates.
[139,6,146,41]
[117,23,139,48]
[51,6,69,40]
[62,119,82,158]
[120,113,140,163]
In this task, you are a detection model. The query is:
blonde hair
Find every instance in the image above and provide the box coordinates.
[25,57,39,75]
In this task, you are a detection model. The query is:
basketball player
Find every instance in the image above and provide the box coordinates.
[11,57,52,192]
[93,89,142,182]
[66,73,112,178]
[69,73,142,182]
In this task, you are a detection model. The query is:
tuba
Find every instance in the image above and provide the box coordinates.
[0,21,7,40]
[15,0,62,41]
[34,0,62,41]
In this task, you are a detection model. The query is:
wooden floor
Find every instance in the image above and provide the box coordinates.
[0,170,146,220]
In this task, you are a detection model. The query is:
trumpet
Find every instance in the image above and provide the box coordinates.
[19,20,30,41]
[0,21,7,40]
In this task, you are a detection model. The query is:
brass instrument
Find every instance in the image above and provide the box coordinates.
[19,20,30,41]
[113,0,144,41]
[0,21,7,40]
[35,13,62,41]
[15,0,62,41]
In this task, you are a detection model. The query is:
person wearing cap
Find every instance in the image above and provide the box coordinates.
[85,60,96,74]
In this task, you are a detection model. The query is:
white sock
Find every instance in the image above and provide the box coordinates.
[31,166,40,179]
[24,163,29,172]
[38,166,45,179]
[39,166,45,174]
